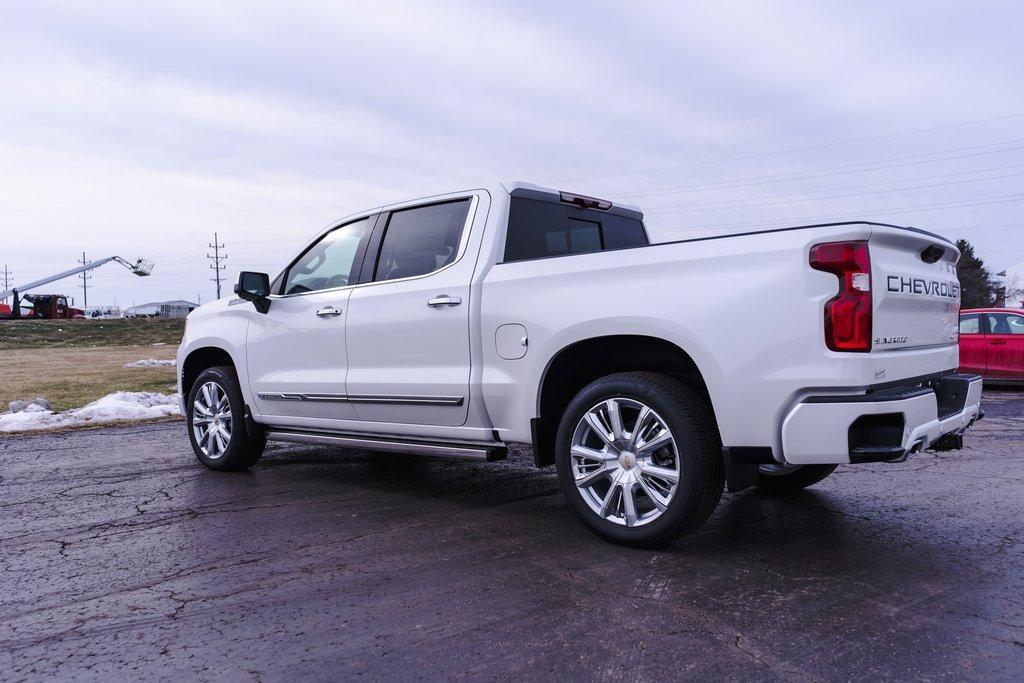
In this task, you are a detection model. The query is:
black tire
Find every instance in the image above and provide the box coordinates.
[554,372,724,548]
[186,365,266,471]
[755,464,837,492]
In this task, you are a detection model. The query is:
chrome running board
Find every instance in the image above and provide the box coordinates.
[265,429,507,462]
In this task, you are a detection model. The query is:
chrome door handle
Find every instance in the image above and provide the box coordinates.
[427,295,462,308]
[316,306,342,317]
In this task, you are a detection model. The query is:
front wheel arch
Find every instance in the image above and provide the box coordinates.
[182,346,236,399]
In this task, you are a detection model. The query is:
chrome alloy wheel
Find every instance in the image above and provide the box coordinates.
[192,381,232,460]
[570,398,681,527]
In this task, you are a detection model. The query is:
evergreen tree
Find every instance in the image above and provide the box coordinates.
[955,238,996,308]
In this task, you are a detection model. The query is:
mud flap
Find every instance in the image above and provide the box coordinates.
[722,447,772,492]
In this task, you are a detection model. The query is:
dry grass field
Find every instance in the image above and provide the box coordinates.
[0,319,184,412]
[0,318,184,350]
[0,346,179,412]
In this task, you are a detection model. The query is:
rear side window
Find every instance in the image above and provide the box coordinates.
[987,313,1024,334]
[374,200,471,282]
[503,198,648,262]
[959,314,980,335]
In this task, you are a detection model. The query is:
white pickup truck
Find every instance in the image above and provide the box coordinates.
[177,182,983,546]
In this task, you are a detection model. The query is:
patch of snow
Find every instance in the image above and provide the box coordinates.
[124,359,177,368]
[0,392,181,433]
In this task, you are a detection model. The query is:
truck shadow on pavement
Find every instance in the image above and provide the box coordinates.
[207,442,941,566]
[185,441,1011,670]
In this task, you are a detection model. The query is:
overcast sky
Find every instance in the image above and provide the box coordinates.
[2,0,1023,307]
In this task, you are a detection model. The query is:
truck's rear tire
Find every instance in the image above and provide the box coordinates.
[554,372,724,548]
[755,464,836,492]
[186,366,266,471]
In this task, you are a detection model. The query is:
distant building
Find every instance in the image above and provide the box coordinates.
[996,261,1024,309]
[125,300,199,318]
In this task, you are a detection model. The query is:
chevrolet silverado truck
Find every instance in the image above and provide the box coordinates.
[177,182,982,546]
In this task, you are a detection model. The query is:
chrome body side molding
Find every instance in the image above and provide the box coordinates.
[258,393,464,406]
[347,394,464,406]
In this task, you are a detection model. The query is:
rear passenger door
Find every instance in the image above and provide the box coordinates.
[343,196,480,427]
[985,312,1024,380]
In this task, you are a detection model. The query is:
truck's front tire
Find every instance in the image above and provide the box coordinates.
[186,366,266,471]
[554,372,724,547]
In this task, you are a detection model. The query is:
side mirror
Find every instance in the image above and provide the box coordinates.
[234,271,271,313]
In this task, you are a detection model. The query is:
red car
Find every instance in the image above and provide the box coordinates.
[959,308,1024,382]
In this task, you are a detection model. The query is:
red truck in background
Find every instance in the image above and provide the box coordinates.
[959,308,1024,382]
[0,256,152,321]
[0,294,84,319]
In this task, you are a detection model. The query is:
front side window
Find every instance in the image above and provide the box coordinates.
[959,313,981,335]
[373,200,471,282]
[282,218,370,295]
[987,313,1024,334]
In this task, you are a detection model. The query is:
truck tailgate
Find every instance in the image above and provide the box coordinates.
[870,227,960,353]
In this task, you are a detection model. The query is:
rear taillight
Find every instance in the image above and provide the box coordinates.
[809,241,872,352]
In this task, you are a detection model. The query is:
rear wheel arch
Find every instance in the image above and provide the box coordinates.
[533,335,718,467]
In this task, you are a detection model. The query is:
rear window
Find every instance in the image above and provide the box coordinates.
[503,198,648,262]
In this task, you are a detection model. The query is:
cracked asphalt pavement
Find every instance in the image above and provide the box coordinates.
[2,390,1022,680]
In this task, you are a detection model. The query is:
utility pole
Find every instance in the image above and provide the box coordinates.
[78,252,91,308]
[207,232,227,299]
[1,265,11,302]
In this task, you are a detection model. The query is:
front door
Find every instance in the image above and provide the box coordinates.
[344,197,478,427]
[246,217,372,427]
[984,311,1024,380]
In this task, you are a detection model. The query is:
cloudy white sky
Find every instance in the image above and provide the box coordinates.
[2,0,1023,307]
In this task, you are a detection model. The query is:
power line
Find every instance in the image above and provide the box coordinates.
[618,137,1024,200]
[950,221,1024,234]
[207,232,227,300]
[645,169,1024,215]
[654,193,1024,235]
[641,161,1024,211]
[78,252,91,309]
[554,111,1024,184]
